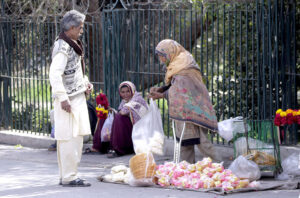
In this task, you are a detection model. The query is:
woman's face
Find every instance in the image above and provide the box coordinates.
[158,55,167,64]
[120,86,133,102]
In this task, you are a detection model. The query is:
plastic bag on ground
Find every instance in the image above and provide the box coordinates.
[100,112,114,142]
[128,171,155,187]
[244,150,276,166]
[276,172,292,180]
[132,99,165,155]
[281,152,300,177]
[234,137,274,157]
[229,155,261,182]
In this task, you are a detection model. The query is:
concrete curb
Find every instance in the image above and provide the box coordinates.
[0,130,234,160]
[0,130,55,149]
[0,130,92,149]
[0,130,298,162]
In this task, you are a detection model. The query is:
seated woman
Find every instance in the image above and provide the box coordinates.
[107,81,148,158]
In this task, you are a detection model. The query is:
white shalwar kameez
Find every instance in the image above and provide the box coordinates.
[49,39,91,184]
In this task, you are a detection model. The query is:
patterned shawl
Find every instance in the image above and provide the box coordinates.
[118,81,148,125]
[156,39,218,132]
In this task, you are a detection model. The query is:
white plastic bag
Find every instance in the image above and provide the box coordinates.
[229,155,261,181]
[276,172,291,180]
[132,99,165,155]
[234,137,274,157]
[218,116,250,142]
[128,170,155,187]
[101,112,114,142]
[281,153,300,177]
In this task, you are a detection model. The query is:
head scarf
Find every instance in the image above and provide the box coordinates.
[155,39,199,85]
[118,81,148,124]
[155,39,218,132]
[119,81,136,101]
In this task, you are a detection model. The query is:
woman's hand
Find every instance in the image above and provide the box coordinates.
[119,109,129,116]
[108,106,113,113]
[150,86,164,94]
[149,86,165,100]
[148,91,164,100]
[107,106,118,114]
[150,87,159,94]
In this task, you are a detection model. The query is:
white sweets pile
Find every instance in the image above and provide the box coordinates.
[103,165,130,184]
[134,131,164,155]
[149,131,164,155]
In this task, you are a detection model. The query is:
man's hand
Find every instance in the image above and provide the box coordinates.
[61,100,71,113]
[85,83,93,95]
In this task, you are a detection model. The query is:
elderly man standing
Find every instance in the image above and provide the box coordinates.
[49,10,93,187]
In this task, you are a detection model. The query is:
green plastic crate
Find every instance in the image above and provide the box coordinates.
[233,120,282,176]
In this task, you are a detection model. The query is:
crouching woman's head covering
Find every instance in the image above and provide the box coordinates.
[118,81,148,124]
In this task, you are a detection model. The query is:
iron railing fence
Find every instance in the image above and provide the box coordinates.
[0,18,103,135]
[102,1,298,144]
[0,0,298,145]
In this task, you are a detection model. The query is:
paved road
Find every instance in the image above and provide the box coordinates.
[0,144,299,198]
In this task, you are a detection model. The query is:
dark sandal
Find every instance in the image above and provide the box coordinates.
[62,178,91,187]
[107,150,119,158]
[48,143,57,151]
[83,148,100,155]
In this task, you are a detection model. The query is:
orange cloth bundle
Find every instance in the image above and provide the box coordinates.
[244,150,276,166]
